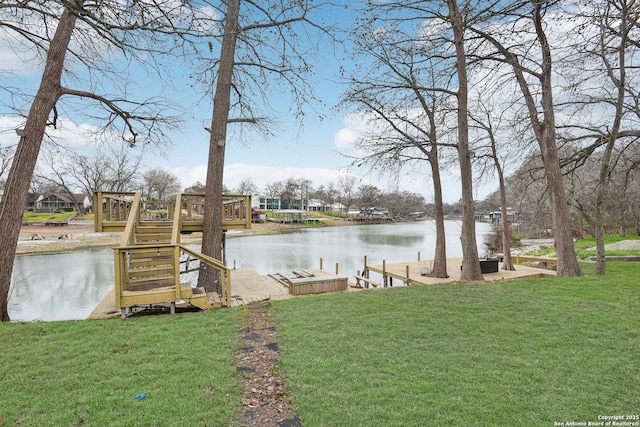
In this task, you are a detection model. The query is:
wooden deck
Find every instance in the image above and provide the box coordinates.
[88,259,557,319]
[365,257,556,287]
[227,268,291,306]
[89,268,293,317]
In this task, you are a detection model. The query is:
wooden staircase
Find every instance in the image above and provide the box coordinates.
[135,221,173,245]
[96,192,244,318]
[117,220,223,316]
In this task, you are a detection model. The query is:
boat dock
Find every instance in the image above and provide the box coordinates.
[89,257,556,319]
[364,257,556,288]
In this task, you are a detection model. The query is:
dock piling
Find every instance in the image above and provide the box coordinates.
[383,260,387,287]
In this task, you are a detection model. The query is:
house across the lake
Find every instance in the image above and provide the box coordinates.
[32,193,92,213]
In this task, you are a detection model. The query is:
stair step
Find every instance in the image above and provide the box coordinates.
[127,274,175,286]
[136,226,173,233]
[129,257,173,268]
[128,266,174,279]
[129,248,173,257]
[135,234,172,243]
[139,220,173,227]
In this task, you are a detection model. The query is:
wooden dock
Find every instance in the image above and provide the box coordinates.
[364,257,556,287]
[88,258,557,319]
[89,268,292,317]
[226,268,290,306]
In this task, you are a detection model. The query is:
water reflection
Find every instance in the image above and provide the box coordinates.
[226,220,491,276]
[9,220,492,322]
[10,250,114,322]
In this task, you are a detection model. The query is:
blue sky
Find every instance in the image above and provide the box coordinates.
[0,1,498,204]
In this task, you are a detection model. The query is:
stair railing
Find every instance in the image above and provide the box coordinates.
[172,193,232,306]
[113,192,233,312]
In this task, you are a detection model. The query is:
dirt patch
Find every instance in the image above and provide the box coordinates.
[235,301,300,427]
[587,240,640,251]
[17,221,121,255]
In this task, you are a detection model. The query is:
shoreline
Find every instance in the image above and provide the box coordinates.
[16,218,426,256]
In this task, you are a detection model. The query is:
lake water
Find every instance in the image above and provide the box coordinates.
[9,220,492,322]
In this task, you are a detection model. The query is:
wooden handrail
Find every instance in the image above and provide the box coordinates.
[119,192,141,247]
[171,193,183,244]
[179,245,232,306]
[94,191,251,232]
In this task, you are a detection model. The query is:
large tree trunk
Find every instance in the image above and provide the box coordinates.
[0,3,80,321]
[540,132,581,277]
[201,0,241,292]
[427,151,448,278]
[535,4,581,277]
[469,3,581,277]
[448,0,483,281]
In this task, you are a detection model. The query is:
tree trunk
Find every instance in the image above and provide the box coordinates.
[0,3,80,321]
[533,3,581,277]
[448,0,483,281]
[541,135,581,277]
[497,163,515,271]
[427,151,448,278]
[594,208,606,275]
[201,0,241,292]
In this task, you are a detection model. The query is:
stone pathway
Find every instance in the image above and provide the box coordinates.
[235,301,301,426]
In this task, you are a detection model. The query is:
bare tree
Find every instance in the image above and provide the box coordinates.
[141,168,181,201]
[34,150,84,213]
[448,0,484,280]
[263,181,284,213]
[200,0,331,266]
[357,184,383,213]
[337,175,356,218]
[0,0,195,320]
[0,145,12,187]
[184,181,207,194]
[35,143,143,200]
[467,1,582,277]
[234,178,258,196]
[560,0,640,274]
[469,100,520,270]
[341,2,463,278]
[295,178,312,211]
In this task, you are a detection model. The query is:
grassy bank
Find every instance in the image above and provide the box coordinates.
[2,262,639,426]
[275,261,640,426]
[0,310,242,426]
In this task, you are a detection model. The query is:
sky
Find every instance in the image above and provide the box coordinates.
[0,1,499,204]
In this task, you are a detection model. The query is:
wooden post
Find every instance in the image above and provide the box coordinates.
[383,260,387,287]
[94,192,102,232]
[335,263,339,275]
[114,248,123,310]
[363,255,368,279]
[173,245,181,301]
[418,251,421,262]
[320,258,323,270]
[405,265,410,286]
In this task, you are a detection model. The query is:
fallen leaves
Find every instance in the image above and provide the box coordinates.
[235,301,300,426]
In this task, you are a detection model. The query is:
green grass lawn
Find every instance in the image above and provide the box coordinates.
[22,211,77,223]
[2,262,639,426]
[574,235,640,259]
[0,310,242,426]
[275,262,640,426]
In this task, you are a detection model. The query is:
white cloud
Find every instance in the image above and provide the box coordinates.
[0,116,105,150]
[332,127,358,149]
